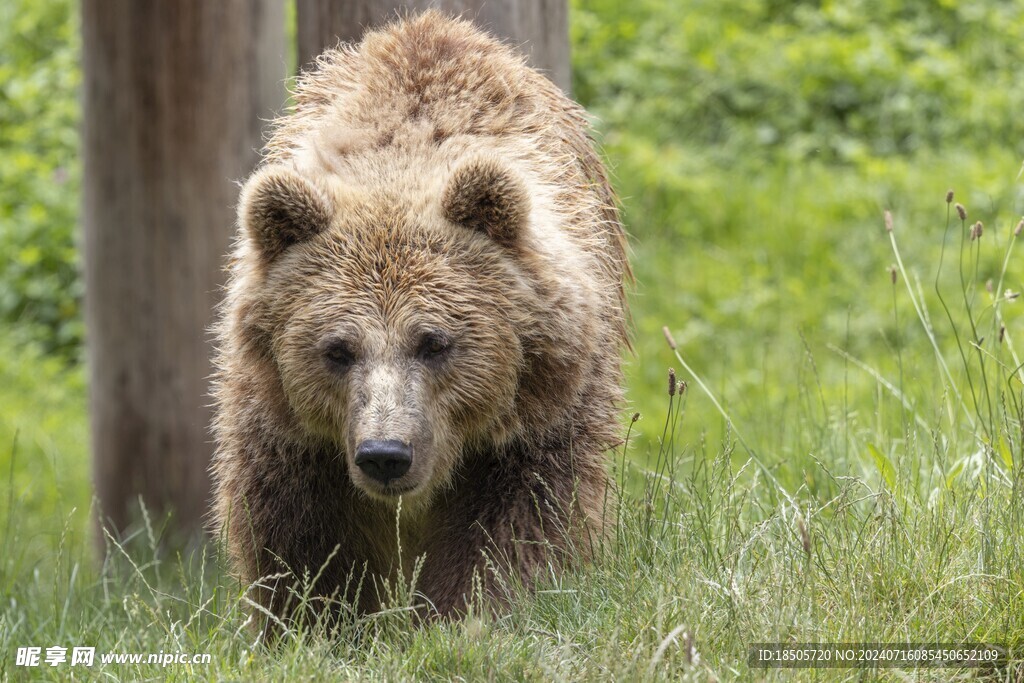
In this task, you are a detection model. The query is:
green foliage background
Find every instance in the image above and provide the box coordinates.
[3,0,1023,363]
[574,0,1024,162]
[0,0,81,358]
[571,0,1024,461]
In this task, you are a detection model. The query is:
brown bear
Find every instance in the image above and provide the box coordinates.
[210,11,630,625]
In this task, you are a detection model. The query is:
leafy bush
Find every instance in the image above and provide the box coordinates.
[573,0,1024,162]
[0,0,81,359]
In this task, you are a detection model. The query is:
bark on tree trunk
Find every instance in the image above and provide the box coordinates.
[296,0,571,93]
[81,0,285,543]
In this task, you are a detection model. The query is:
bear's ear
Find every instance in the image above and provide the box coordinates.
[238,165,334,261]
[442,156,531,249]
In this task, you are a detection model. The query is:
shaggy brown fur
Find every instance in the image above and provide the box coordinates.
[211,11,630,626]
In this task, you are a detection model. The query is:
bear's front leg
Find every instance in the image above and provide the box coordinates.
[219,439,392,628]
[414,443,609,617]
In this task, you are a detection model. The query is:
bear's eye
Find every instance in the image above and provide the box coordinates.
[417,332,452,362]
[322,339,357,369]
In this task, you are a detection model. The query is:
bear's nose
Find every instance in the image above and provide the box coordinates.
[354,440,412,483]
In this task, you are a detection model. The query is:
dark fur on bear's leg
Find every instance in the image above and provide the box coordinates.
[413,439,609,617]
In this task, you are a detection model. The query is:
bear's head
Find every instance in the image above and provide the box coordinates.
[236,155,581,503]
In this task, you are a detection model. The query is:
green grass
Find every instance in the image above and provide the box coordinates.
[621,148,1024,458]
[3,153,1024,680]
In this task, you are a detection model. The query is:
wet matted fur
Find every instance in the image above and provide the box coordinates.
[210,11,630,625]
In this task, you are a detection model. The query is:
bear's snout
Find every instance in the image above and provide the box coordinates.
[354,439,412,483]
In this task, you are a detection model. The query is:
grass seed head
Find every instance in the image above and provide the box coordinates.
[884,210,893,232]
[661,325,677,350]
[797,516,811,558]
[668,368,677,396]
[1000,324,1006,343]
[945,189,954,203]
[956,203,967,221]
[888,265,898,284]
[683,631,695,664]
[970,221,983,240]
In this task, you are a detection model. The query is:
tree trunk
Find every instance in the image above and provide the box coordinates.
[296,0,570,93]
[82,0,285,543]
